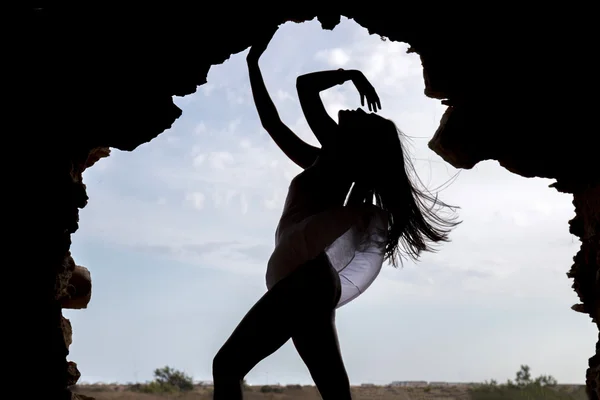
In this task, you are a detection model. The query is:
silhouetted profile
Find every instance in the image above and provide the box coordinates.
[212,26,459,400]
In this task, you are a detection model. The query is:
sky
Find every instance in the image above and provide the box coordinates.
[64,18,594,386]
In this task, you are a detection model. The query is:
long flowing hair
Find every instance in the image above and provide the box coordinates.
[362,116,461,267]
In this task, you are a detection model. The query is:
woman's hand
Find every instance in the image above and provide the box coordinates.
[350,70,381,112]
[247,25,279,63]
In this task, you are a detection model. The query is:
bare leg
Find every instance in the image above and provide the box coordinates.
[292,312,352,400]
[291,254,352,400]
[212,253,350,400]
[212,277,295,400]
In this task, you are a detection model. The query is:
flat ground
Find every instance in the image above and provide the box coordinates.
[73,384,587,400]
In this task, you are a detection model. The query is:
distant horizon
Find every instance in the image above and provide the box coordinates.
[74,363,582,387]
[75,379,584,387]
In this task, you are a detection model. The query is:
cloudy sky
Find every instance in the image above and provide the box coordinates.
[65,18,594,386]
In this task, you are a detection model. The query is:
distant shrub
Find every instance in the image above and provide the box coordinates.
[260,385,284,393]
[131,366,194,393]
[471,365,585,400]
[286,384,303,390]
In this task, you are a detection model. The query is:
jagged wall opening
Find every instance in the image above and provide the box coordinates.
[66,20,592,387]
[18,6,598,399]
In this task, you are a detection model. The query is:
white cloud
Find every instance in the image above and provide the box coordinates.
[264,188,286,211]
[206,151,235,170]
[240,192,249,215]
[315,47,350,67]
[192,153,206,167]
[315,35,423,98]
[201,83,215,96]
[276,89,294,102]
[211,188,239,209]
[194,122,207,135]
[166,135,179,144]
[186,192,205,210]
[228,118,241,133]
[226,87,247,105]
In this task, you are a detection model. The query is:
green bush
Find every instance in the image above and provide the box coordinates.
[260,385,284,393]
[286,384,303,390]
[131,365,194,393]
[471,365,585,400]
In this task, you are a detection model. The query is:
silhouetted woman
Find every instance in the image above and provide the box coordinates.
[212,27,459,400]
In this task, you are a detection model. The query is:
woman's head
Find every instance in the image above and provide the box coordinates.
[336,108,397,179]
[336,108,461,266]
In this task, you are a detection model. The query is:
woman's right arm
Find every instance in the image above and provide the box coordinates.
[247,58,320,169]
[297,69,382,148]
[296,69,351,148]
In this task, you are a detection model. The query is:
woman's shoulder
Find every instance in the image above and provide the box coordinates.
[288,164,316,187]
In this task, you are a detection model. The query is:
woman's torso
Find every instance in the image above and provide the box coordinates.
[275,164,351,242]
[266,164,388,295]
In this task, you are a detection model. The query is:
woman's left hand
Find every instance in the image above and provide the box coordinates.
[350,70,381,112]
[247,25,279,63]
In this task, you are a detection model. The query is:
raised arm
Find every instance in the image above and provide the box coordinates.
[246,32,320,169]
[247,60,319,169]
[296,70,350,147]
[297,69,382,148]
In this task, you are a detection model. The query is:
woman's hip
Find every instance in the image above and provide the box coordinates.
[266,252,341,310]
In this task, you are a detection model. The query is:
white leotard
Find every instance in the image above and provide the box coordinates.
[266,166,388,308]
